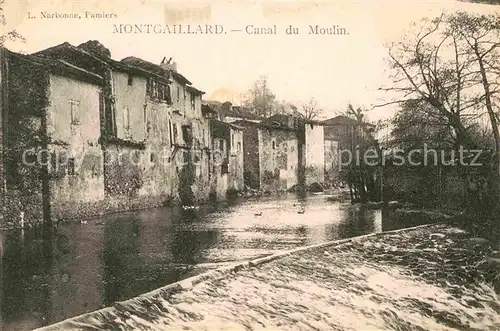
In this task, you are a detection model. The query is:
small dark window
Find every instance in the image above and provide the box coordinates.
[190,93,195,110]
[166,85,172,104]
[221,158,229,174]
[272,141,276,149]
[127,74,133,86]
[150,153,155,163]
[219,140,224,151]
[68,158,75,175]
[173,124,178,142]
[181,125,193,145]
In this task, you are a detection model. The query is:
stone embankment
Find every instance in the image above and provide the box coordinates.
[36,224,500,331]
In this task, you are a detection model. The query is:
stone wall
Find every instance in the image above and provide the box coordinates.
[3,53,49,226]
[47,74,105,219]
[228,128,244,191]
[240,124,260,189]
[259,127,297,192]
[304,122,324,185]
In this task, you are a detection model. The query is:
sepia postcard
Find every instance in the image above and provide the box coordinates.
[1,0,500,330]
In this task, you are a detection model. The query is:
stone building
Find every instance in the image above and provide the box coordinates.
[233,118,299,192]
[33,41,218,210]
[0,40,242,225]
[302,119,325,186]
[0,46,105,223]
[322,115,376,183]
[232,113,325,192]
[33,41,174,217]
[209,119,245,198]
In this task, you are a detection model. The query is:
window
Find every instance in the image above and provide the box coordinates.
[221,158,229,174]
[70,100,80,125]
[181,125,193,145]
[272,140,276,149]
[168,120,173,143]
[143,106,148,133]
[152,81,157,98]
[173,123,178,143]
[176,86,180,102]
[231,134,234,148]
[219,140,224,151]
[190,93,195,110]
[165,85,172,104]
[237,142,241,152]
[123,108,130,130]
[127,74,133,86]
[150,152,156,163]
[67,158,75,175]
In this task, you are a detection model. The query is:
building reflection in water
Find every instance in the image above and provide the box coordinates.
[0,197,404,331]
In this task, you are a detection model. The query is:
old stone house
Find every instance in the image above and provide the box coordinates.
[0,46,105,223]
[119,56,213,205]
[32,41,178,216]
[232,113,325,192]
[0,39,245,225]
[322,115,376,183]
[233,118,299,192]
[209,119,244,198]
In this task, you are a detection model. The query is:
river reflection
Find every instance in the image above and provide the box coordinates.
[1,195,407,331]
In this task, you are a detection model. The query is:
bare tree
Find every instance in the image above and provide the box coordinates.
[447,12,500,173]
[379,11,500,227]
[244,75,276,117]
[0,0,24,45]
[297,98,322,120]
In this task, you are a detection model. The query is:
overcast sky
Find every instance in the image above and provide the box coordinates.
[2,0,497,121]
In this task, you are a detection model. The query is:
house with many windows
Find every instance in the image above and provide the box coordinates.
[0,40,239,225]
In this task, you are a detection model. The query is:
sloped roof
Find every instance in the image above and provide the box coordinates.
[186,85,205,95]
[8,49,103,85]
[322,115,375,128]
[121,56,192,85]
[322,115,359,125]
[220,106,264,121]
[231,119,296,132]
[32,41,170,83]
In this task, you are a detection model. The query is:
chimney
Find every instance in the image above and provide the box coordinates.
[160,56,177,72]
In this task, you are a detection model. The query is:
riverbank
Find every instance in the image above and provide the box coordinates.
[36,223,500,331]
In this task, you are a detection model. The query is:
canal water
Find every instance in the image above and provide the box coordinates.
[0,194,400,331]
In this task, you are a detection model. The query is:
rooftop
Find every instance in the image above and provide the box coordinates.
[121,56,192,85]
[7,48,103,86]
[31,41,171,84]
[322,115,375,128]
